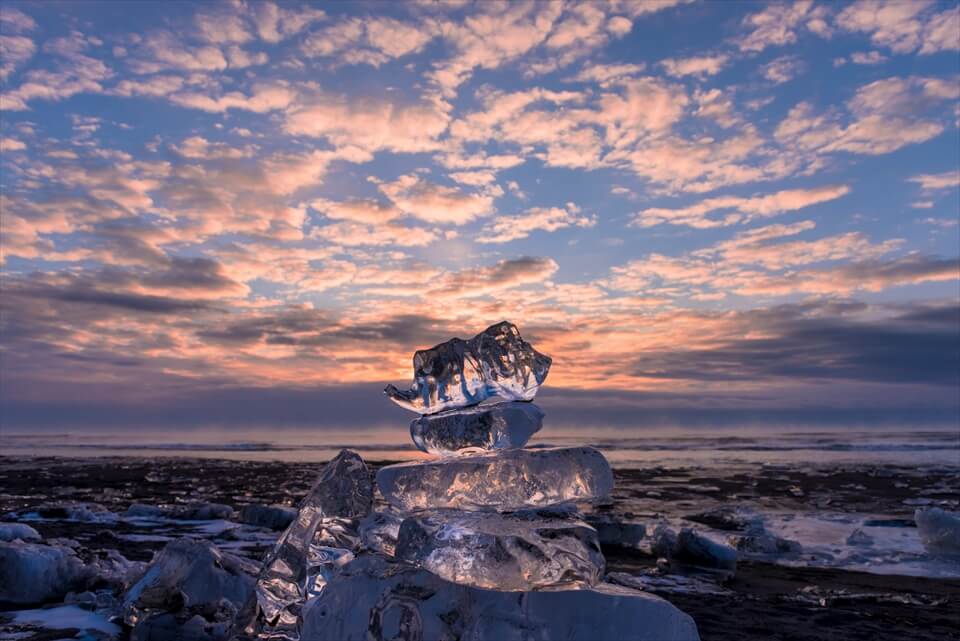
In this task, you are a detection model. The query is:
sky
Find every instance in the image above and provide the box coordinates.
[1,0,958,432]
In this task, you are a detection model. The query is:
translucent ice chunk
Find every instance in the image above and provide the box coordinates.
[385,321,552,414]
[253,450,372,631]
[358,510,404,557]
[300,554,701,641]
[395,509,604,590]
[122,539,256,632]
[410,401,543,455]
[653,526,737,574]
[377,446,614,512]
[915,507,960,555]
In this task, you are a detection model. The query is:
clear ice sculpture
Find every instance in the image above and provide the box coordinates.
[299,554,701,641]
[252,450,372,633]
[385,321,552,414]
[376,446,614,512]
[395,509,604,590]
[410,401,544,455]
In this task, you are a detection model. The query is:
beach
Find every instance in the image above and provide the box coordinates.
[1,443,957,640]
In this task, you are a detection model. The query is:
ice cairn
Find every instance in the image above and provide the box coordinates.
[236,321,699,641]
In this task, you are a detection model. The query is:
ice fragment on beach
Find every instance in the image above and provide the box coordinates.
[686,507,759,532]
[915,507,960,555]
[0,522,41,542]
[385,321,552,414]
[395,509,604,590]
[122,539,256,638]
[300,554,700,641]
[410,401,543,455]
[0,541,87,603]
[377,446,613,512]
[653,525,737,574]
[846,528,874,546]
[584,514,647,549]
[254,450,372,629]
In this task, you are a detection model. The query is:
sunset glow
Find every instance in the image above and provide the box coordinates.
[1,0,958,429]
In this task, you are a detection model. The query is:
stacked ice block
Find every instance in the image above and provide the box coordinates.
[238,321,699,641]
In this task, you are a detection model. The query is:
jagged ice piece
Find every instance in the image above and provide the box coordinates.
[252,450,372,631]
[915,507,960,555]
[385,321,552,414]
[410,401,543,455]
[395,509,604,590]
[376,446,614,512]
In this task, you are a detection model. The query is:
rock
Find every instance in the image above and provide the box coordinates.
[395,509,604,590]
[732,527,802,556]
[377,446,614,512]
[123,539,256,640]
[915,507,960,555]
[385,321,552,414]
[409,401,543,455]
[0,522,41,542]
[33,502,114,523]
[0,541,88,603]
[300,554,700,641]
[653,526,737,574]
[238,504,296,530]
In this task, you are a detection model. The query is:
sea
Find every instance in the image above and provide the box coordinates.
[2,424,957,467]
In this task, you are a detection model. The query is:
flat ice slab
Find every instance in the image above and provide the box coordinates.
[300,554,700,641]
[377,446,614,512]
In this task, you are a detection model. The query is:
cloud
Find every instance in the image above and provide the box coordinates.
[171,136,256,159]
[194,8,254,44]
[127,32,227,73]
[310,221,438,247]
[375,174,495,225]
[660,54,729,77]
[284,90,450,154]
[633,184,850,228]
[1,137,26,151]
[301,16,436,65]
[0,34,35,80]
[0,6,36,33]
[737,0,827,52]
[310,199,403,224]
[169,83,295,113]
[775,75,958,156]
[110,75,184,97]
[427,256,559,299]
[477,203,596,243]
[908,171,960,192]
[761,55,804,84]
[836,0,960,55]
[567,62,646,85]
[739,254,960,296]
[250,2,326,43]
[1,32,112,110]
[629,301,960,386]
